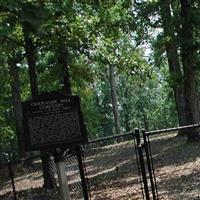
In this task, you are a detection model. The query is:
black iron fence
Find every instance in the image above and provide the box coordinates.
[63,148,85,200]
[143,123,200,200]
[83,123,200,200]
[0,155,59,200]
[83,133,143,200]
[1,123,200,200]
[0,151,85,200]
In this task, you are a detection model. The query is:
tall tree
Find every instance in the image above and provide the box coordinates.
[23,31,56,189]
[8,55,26,157]
[109,64,121,134]
[179,0,200,141]
[159,0,186,127]
[21,1,56,185]
[135,0,200,139]
[0,4,26,157]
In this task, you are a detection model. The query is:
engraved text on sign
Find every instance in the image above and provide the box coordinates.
[22,93,87,151]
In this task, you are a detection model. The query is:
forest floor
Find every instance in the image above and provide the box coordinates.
[0,132,200,200]
[85,133,200,200]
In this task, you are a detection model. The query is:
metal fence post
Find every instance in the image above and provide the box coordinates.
[75,145,89,200]
[135,129,150,200]
[138,146,150,200]
[8,161,17,200]
[135,129,141,146]
[142,130,157,200]
[133,130,145,199]
[54,150,71,200]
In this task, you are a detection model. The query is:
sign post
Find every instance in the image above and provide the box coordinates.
[22,92,88,200]
[54,149,71,200]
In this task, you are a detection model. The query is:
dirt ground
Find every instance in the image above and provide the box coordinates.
[85,133,200,200]
[0,132,200,200]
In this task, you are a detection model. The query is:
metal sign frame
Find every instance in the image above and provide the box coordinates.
[22,92,87,151]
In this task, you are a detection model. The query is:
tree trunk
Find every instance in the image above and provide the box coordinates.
[109,65,121,135]
[23,34,39,98]
[142,111,148,131]
[122,87,131,132]
[179,0,200,141]
[160,0,187,128]
[123,102,131,132]
[9,59,26,158]
[92,84,101,108]
[23,30,56,189]
[57,42,72,94]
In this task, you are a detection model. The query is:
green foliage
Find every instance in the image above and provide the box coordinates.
[0,126,15,150]
[0,0,184,152]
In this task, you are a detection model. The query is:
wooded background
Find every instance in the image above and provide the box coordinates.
[1,0,200,160]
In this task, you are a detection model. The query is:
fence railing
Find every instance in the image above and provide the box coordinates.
[136,123,200,200]
[0,155,59,200]
[83,133,143,200]
[84,123,200,200]
[0,152,85,200]
[1,123,200,200]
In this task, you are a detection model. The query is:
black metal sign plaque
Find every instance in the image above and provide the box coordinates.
[22,92,87,151]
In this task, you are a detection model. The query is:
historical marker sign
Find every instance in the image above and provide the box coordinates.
[22,92,87,151]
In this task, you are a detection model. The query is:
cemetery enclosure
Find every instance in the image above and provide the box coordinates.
[84,131,200,200]
[1,127,200,200]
